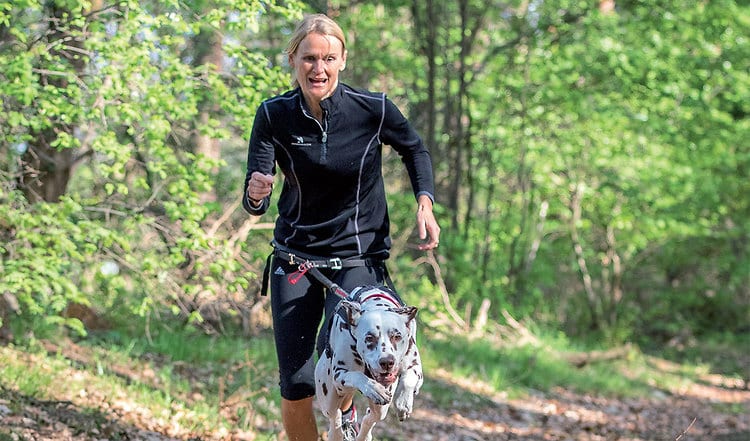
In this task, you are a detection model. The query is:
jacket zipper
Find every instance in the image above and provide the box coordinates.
[320,117,328,161]
[301,105,328,162]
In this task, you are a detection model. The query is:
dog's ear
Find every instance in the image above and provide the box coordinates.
[339,300,362,326]
[391,306,418,322]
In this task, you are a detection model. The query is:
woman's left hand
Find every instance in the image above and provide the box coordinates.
[416,195,440,251]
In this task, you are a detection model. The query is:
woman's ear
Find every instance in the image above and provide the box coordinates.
[340,49,348,71]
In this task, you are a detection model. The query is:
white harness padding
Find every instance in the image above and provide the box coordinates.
[348,285,404,308]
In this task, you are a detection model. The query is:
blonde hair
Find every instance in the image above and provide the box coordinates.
[286,14,347,88]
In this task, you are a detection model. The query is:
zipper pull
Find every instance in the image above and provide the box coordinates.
[321,132,328,161]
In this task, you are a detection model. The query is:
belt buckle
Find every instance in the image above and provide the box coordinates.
[329,258,342,270]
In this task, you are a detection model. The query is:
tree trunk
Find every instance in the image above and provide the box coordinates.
[410,0,438,178]
[19,4,90,203]
[569,182,602,328]
[191,25,224,203]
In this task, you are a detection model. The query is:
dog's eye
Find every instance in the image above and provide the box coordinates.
[364,335,376,344]
[391,333,402,343]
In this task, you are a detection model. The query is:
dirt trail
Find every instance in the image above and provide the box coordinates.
[1,344,748,441]
[2,375,748,440]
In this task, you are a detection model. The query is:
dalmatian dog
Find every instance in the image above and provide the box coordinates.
[315,285,423,441]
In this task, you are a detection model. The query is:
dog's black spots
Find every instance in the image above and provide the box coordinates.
[317,289,422,441]
[406,338,416,351]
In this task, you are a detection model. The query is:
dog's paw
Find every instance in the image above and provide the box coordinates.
[363,381,392,405]
[394,395,414,421]
[396,408,412,422]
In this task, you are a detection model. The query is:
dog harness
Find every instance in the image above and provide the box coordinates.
[349,285,404,309]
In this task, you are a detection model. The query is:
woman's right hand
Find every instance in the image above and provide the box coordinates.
[247,172,274,206]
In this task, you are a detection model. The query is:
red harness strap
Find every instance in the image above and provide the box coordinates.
[358,291,402,308]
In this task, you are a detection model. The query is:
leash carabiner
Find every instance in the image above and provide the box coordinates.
[283,256,351,299]
[287,260,313,285]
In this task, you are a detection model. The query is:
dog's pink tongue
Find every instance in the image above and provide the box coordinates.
[380,372,397,386]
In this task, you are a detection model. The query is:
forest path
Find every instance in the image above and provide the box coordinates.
[1,342,748,441]
[375,366,749,440]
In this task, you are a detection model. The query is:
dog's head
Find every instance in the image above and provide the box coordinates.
[339,300,417,387]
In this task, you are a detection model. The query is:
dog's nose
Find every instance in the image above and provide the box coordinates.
[379,355,395,371]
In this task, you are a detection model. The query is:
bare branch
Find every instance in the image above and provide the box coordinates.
[674,417,697,441]
[414,251,466,330]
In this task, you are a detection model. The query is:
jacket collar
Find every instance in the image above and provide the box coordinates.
[296,83,346,115]
[325,82,347,107]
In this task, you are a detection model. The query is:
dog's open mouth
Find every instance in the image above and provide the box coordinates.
[374,371,398,387]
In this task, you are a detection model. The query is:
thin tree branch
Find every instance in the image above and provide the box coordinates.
[674,417,697,441]
[414,251,466,330]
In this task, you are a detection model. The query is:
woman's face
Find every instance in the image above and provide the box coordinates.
[290,32,347,108]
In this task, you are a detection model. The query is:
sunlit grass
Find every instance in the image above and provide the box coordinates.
[417,326,737,409]
[1,319,746,439]
[0,323,282,437]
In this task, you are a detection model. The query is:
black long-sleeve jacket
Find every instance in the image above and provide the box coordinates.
[243,83,435,259]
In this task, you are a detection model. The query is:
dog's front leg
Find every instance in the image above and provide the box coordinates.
[331,371,391,441]
[356,402,390,441]
[326,408,344,441]
[394,346,423,421]
[337,371,392,405]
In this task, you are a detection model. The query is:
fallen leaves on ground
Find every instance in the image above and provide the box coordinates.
[1,342,748,441]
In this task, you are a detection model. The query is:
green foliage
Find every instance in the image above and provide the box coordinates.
[1,0,748,349]
[391,0,750,341]
[0,0,303,336]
